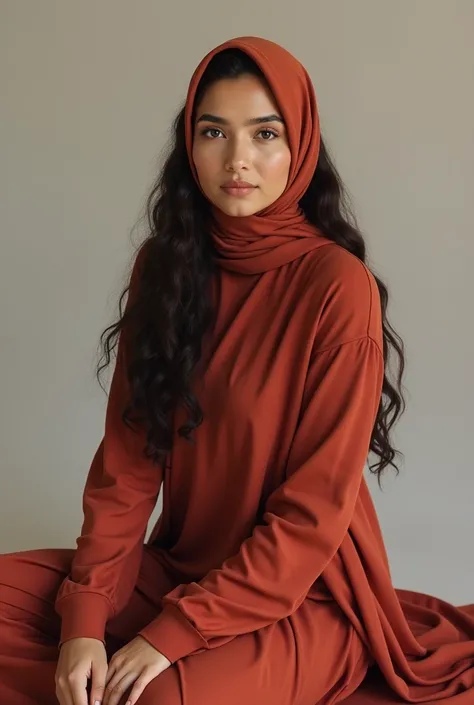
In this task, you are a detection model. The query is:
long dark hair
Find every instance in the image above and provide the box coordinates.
[97,48,406,486]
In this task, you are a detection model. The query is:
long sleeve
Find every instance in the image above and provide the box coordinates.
[138,312,385,663]
[55,246,163,647]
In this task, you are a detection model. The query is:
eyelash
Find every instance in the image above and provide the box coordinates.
[200,127,279,141]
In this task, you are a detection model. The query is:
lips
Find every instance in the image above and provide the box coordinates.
[220,182,257,198]
[221,180,256,189]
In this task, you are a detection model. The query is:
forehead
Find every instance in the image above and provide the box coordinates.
[195,75,282,121]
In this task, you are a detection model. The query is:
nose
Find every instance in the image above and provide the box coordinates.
[224,136,251,172]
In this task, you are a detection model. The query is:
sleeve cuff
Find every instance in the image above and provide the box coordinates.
[138,604,208,664]
[55,592,112,648]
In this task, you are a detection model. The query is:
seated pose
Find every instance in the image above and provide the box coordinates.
[1,35,473,705]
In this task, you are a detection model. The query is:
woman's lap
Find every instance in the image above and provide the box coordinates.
[140,598,370,705]
[0,546,370,705]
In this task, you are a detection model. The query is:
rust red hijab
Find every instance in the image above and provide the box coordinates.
[184,36,331,274]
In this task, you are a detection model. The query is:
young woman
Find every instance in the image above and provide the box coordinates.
[1,36,473,705]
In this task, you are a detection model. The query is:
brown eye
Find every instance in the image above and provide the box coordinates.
[258,129,278,140]
[200,128,224,138]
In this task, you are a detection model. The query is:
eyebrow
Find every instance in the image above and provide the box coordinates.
[196,113,285,126]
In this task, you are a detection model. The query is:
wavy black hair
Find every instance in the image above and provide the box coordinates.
[97,48,406,487]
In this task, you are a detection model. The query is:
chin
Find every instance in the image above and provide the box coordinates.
[215,198,261,218]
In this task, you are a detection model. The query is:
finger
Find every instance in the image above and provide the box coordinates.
[127,667,155,705]
[104,662,116,689]
[69,673,89,705]
[55,681,74,705]
[90,656,108,705]
[105,671,139,705]
[103,666,123,704]
[102,663,118,705]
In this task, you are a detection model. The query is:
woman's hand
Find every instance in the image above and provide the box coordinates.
[103,635,172,705]
[55,637,108,705]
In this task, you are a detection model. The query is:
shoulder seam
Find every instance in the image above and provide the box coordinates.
[312,334,384,358]
[315,243,376,342]
[360,256,374,341]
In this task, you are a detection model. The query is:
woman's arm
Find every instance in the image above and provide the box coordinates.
[55,246,163,647]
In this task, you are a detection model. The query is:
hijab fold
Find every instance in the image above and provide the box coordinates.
[184,36,331,274]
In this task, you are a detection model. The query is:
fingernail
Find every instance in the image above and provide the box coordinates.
[94,701,101,705]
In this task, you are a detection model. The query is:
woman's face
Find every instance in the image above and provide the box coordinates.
[192,74,291,217]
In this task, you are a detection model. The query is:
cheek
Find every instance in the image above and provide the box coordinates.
[261,147,291,186]
[192,144,219,184]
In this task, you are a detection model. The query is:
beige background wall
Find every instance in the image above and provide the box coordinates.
[2,1,473,602]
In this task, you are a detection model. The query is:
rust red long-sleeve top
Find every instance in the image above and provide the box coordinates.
[55,239,382,650]
[55,241,474,702]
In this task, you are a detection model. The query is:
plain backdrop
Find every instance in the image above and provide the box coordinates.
[2,1,473,602]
